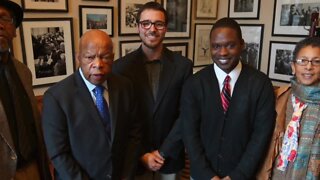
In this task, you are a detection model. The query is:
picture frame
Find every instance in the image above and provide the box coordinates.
[118,0,155,36]
[164,42,188,57]
[193,23,213,67]
[79,5,114,36]
[21,0,68,12]
[228,0,261,19]
[240,24,264,70]
[272,0,320,37]
[162,0,192,38]
[119,40,141,57]
[20,18,75,87]
[196,0,218,19]
[267,41,296,83]
[82,0,109,1]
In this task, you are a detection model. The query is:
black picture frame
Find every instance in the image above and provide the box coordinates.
[228,0,261,19]
[240,24,264,70]
[22,0,68,12]
[164,42,188,57]
[162,0,192,39]
[118,0,155,36]
[272,0,320,37]
[119,40,141,57]
[79,5,114,36]
[20,18,75,87]
[267,41,296,83]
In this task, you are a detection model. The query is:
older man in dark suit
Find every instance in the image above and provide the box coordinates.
[0,1,51,179]
[42,30,141,180]
[182,18,276,180]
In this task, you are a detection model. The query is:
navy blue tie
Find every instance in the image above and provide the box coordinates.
[94,85,111,139]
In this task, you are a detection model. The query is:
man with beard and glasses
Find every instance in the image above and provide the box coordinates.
[181,18,276,180]
[113,2,192,180]
[0,0,51,179]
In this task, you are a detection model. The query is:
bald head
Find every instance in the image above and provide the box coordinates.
[79,30,113,54]
[77,30,114,85]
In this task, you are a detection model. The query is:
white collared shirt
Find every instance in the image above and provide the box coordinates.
[213,61,242,96]
[79,68,109,105]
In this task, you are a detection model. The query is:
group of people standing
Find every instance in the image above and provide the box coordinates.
[0,0,319,180]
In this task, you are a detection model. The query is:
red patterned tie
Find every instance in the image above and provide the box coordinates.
[221,75,231,113]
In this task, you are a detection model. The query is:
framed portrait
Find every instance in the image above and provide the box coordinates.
[164,42,188,57]
[196,0,218,19]
[272,0,320,37]
[240,24,264,70]
[118,0,155,36]
[162,0,192,38]
[119,40,141,57]
[21,0,68,12]
[20,18,75,87]
[228,0,261,19]
[193,23,213,67]
[79,6,114,36]
[267,41,296,83]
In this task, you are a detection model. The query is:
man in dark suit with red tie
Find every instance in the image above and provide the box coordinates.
[42,30,141,180]
[181,18,276,180]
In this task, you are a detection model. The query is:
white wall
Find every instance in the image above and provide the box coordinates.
[11,0,302,95]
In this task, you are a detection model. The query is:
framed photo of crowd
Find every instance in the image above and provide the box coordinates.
[118,0,155,36]
[79,5,114,36]
[162,0,192,38]
[272,0,320,37]
[20,18,75,87]
[228,0,261,19]
[22,0,68,12]
[267,41,295,83]
[240,24,264,70]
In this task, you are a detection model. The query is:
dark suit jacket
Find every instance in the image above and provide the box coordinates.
[42,70,140,180]
[0,58,51,180]
[113,47,193,173]
[182,64,276,180]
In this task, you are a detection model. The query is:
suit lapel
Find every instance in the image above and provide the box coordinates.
[0,101,16,154]
[153,52,176,114]
[107,76,117,142]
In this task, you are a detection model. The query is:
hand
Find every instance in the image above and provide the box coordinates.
[222,176,231,180]
[211,176,221,180]
[140,150,165,171]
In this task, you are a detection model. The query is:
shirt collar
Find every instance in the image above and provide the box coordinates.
[79,68,108,93]
[214,61,242,93]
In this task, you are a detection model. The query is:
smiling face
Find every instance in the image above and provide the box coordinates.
[210,27,244,74]
[0,6,16,53]
[291,46,320,86]
[138,9,167,50]
[77,30,114,85]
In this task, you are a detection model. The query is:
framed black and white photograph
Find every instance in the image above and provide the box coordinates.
[272,0,320,37]
[193,23,213,67]
[20,18,75,87]
[79,6,113,36]
[164,42,188,57]
[228,0,260,19]
[22,0,68,12]
[119,40,141,57]
[196,0,218,19]
[118,0,155,36]
[240,24,264,70]
[162,0,192,38]
[267,41,296,83]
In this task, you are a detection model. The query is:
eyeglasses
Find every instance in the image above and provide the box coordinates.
[139,20,166,30]
[0,16,14,25]
[294,58,320,66]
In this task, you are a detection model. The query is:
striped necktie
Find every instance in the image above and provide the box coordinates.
[221,75,231,113]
